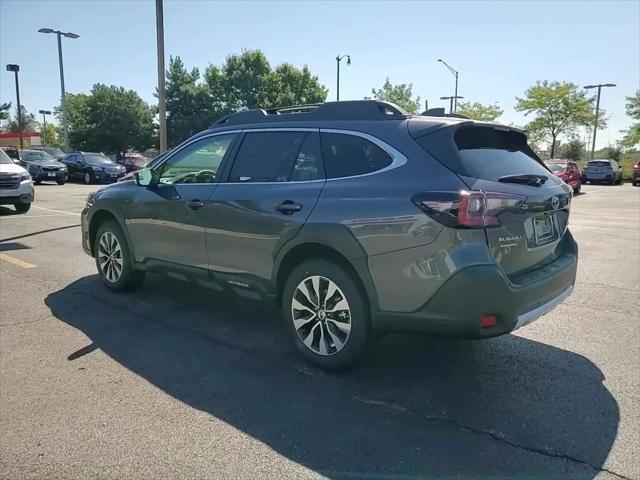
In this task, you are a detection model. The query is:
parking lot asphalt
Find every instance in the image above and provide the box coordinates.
[0,182,638,480]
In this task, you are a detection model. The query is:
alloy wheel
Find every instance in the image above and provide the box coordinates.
[97,231,123,283]
[291,275,352,356]
[84,172,91,184]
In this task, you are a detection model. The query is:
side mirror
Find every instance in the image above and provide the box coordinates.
[136,167,154,187]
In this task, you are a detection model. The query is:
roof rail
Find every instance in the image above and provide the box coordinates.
[421,108,470,119]
[211,100,409,127]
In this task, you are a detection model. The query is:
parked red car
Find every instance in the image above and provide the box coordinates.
[545,160,582,194]
[121,153,148,173]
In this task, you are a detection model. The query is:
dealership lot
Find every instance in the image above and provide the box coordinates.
[0,183,638,479]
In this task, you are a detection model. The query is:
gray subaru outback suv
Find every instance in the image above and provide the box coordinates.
[81,101,577,369]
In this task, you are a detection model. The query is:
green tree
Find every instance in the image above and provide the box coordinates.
[515,81,598,158]
[557,137,585,161]
[63,85,154,152]
[163,51,327,145]
[165,56,217,147]
[0,102,10,122]
[620,90,640,148]
[368,78,421,114]
[456,101,503,121]
[6,105,38,133]
[41,123,64,149]
[263,63,328,108]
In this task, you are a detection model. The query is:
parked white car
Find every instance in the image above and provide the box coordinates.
[0,148,34,213]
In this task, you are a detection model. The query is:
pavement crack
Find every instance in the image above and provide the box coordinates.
[0,313,54,327]
[422,414,634,480]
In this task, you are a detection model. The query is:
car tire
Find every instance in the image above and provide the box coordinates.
[56,179,66,185]
[282,258,371,370]
[34,180,42,185]
[84,172,94,185]
[94,220,145,292]
[13,202,31,214]
[573,185,581,194]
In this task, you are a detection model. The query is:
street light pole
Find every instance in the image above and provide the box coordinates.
[437,58,460,112]
[38,28,79,151]
[584,83,616,159]
[156,0,167,152]
[6,64,23,149]
[335,54,350,101]
[39,110,52,147]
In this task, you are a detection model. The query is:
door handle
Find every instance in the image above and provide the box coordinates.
[186,200,205,210]
[276,200,302,215]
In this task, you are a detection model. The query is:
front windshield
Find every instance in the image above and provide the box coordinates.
[546,163,566,173]
[0,149,12,165]
[21,150,56,163]
[41,147,65,157]
[84,153,113,164]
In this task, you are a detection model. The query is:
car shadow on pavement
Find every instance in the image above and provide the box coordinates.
[46,275,619,479]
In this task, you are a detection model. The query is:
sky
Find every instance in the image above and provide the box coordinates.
[1,0,638,149]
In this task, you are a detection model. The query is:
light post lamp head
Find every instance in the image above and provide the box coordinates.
[346,55,351,66]
[6,64,19,72]
[39,110,52,115]
[38,28,54,34]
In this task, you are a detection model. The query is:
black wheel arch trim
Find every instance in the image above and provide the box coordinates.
[272,223,380,311]
[87,204,137,270]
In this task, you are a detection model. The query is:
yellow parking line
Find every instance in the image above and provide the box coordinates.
[0,253,37,269]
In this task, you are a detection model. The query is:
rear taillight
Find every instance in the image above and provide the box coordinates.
[412,191,526,228]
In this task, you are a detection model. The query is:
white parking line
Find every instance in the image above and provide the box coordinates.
[0,214,75,219]
[31,205,81,216]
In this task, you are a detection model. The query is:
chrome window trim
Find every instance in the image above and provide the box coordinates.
[152,127,407,186]
[319,128,408,181]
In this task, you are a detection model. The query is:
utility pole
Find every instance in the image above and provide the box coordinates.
[335,54,350,101]
[437,59,460,112]
[38,28,79,151]
[584,83,616,159]
[39,110,52,147]
[6,64,23,149]
[156,0,167,152]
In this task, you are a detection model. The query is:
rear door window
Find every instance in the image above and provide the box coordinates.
[320,132,392,179]
[229,131,308,183]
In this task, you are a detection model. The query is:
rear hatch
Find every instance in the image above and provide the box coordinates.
[584,160,612,175]
[410,121,572,277]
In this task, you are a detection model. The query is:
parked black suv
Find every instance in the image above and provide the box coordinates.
[81,101,577,369]
[63,152,126,184]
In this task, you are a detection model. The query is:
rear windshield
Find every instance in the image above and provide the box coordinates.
[415,126,551,182]
[546,163,566,173]
[586,161,611,167]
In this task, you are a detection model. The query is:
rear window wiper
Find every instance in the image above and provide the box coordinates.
[498,174,548,187]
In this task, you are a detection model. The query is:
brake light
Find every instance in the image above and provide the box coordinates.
[412,191,526,228]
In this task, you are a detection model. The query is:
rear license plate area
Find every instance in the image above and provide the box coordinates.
[47,172,56,177]
[533,215,556,245]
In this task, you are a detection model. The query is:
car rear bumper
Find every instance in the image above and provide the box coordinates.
[373,235,578,338]
[585,172,613,181]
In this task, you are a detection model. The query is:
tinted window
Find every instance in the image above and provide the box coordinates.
[321,132,393,178]
[21,150,55,162]
[229,131,307,182]
[290,133,323,181]
[416,127,552,182]
[546,163,566,173]
[0,149,12,164]
[587,161,611,168]
[159,134,236,184]
[84,153,113,164]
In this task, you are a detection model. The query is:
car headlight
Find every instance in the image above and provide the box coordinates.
[19,173,31,182]
[91,166,104,172]
[86,192,95,207]
[59,166,67,171]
